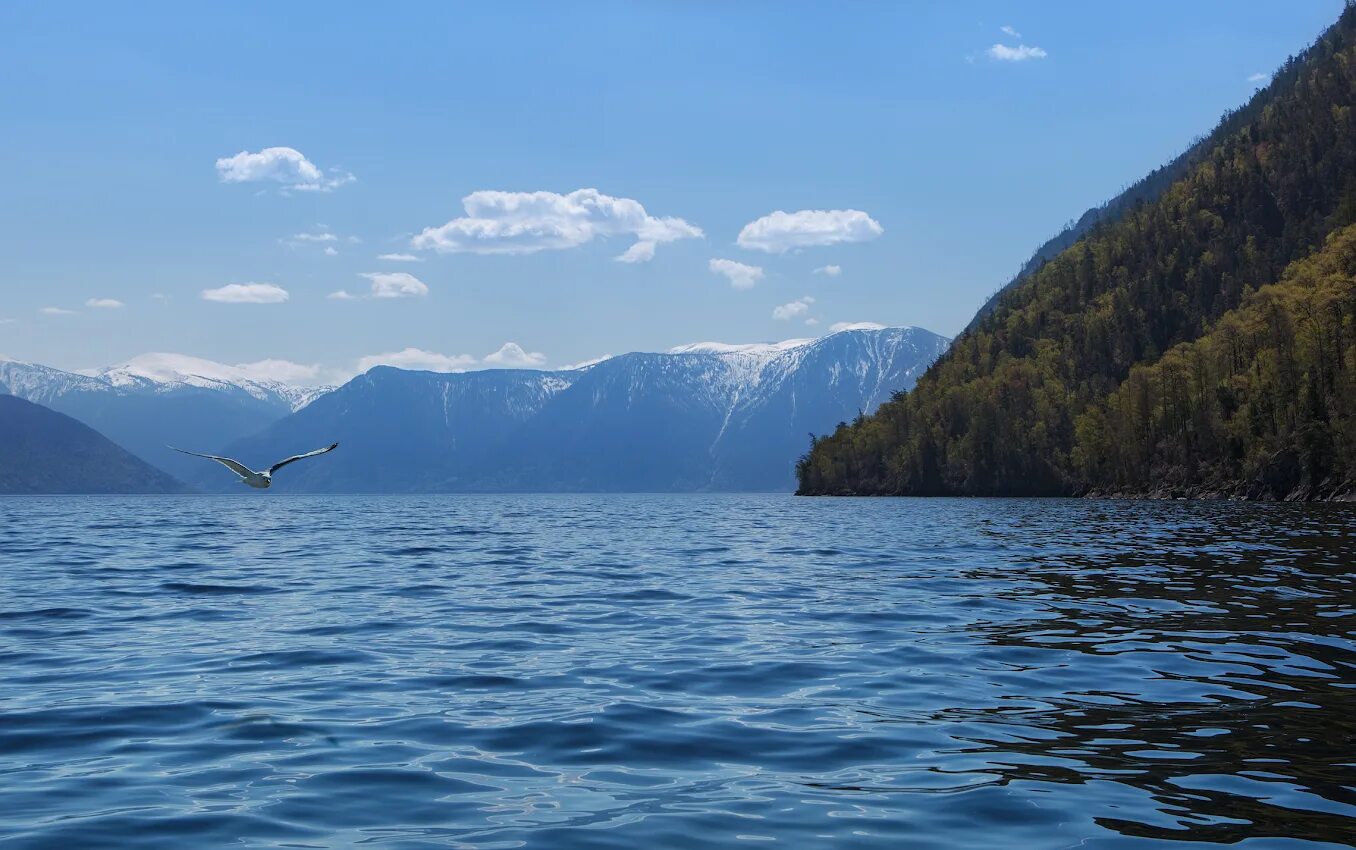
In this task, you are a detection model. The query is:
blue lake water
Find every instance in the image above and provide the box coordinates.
[0,495,1353,849]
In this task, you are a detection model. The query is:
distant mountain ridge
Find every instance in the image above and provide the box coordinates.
[208,326,949,493]
[0,395,186,494]
[0,353,329,482]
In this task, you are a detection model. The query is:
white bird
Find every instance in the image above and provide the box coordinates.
[169,443,338,489]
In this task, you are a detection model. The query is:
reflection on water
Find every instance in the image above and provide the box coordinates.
[0,495,1352,848]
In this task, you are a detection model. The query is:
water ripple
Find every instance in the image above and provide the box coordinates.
[0,495,1352,848]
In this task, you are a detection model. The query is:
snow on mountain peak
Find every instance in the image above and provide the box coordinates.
[666,338,815,357]
[88,353,331,410]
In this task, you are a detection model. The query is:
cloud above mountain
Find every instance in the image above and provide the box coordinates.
[356,348,478,375]
[737,209,883,253]
[411,188,702,260]
[215,147,354,192]
[484,342,547,368]
[772,296,815,320]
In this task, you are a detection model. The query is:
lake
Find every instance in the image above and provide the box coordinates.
[0,495,1353,848]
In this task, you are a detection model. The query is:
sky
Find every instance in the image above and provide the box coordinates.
[0,1,1345,383]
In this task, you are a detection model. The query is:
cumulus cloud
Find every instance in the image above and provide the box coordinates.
[772,296,815,320]
[987,43,1047,61]
[215,146,354,192]
[1248,72,1267,83]
[1000,25,1022,38]
[40,307,75,315]
[709,258,764,289]
[483,342,547,368]
[411,188,702,259]
[615,240,656,264]
[829,321,886,333]
[201,282,290,304]
[360,272,429,299]
[327,290,357,301]
[804,318,819,326]
[737,209,883,253]
[323,246,338,256]
[85,298,124,309]
[377,253,422,262]
[356,348,477,374]
[814,264,842,277]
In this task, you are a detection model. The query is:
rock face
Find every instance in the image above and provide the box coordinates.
[0,354,329,483]
[0,395,187,494]
[214,326,950,492]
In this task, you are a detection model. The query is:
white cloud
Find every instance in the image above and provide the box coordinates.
[360,272,429,299]
[233,359,323,386]
[215,146,354,192]
[151,293,169,302]
[377,253,422,262]
[483,342,547,368]
[615,240,656,264]
[804,318,819,326]
[1248,72,1267,83]
[559,354,613,371]
[709,258,764,289]
[830,321,886,333]
[85,298,124,309]
[737,209,883,253]
[772,296,815,320]
[289,231,338,243]
[201,282,290,304]
[814,264,842,277]
[327,290,357,301]
[1000,25,1022,38]
[411,188,702,259]
[356,347,477,374]
[987,43,1047,61]
[40,307,75,315]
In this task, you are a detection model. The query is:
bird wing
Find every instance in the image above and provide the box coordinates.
[267,442,339,475]
[168,446,256,478]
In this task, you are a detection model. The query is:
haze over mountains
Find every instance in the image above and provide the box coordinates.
[0,395,187,494]
[2,325,947,493]
[0,353,328,484]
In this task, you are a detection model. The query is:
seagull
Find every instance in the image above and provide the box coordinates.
[169,443,339,489]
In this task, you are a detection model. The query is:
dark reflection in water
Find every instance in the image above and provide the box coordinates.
[0,495,1352,849]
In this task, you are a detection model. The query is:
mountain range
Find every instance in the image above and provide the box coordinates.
[0,353,329,484]
[208,326,948,492]
[2,326,948,493]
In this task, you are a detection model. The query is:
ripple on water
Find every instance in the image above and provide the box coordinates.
[0,494,1353,849]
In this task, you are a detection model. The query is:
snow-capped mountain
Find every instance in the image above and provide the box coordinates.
[86,353,332,411]
[0,354,332,482]
[212,326,949,492]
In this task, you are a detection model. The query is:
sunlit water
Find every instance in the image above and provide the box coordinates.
[0,495,1353,849]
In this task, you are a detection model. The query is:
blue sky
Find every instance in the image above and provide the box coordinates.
[0,1,1344,382]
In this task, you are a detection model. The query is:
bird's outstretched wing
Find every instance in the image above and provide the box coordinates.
[267,442,339,475]
[169,447,255,478]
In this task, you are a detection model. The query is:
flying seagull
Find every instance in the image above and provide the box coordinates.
[170,443,339,489]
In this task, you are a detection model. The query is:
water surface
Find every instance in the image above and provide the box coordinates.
[0,495,1353,848]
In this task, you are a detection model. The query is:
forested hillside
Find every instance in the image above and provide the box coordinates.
[1075,224,1356,499]
[798,5,1356,498]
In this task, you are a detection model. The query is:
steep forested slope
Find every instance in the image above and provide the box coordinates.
[798,6,1356,497]
[1075,224,1356,499]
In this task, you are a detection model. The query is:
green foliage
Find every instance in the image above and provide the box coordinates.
[1075,224,1356,497]
[798,6,1356,497]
